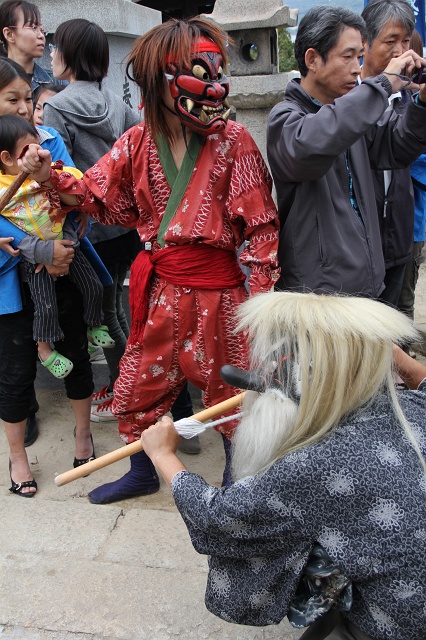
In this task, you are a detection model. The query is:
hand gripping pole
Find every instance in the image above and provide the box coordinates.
[54,392,246,486]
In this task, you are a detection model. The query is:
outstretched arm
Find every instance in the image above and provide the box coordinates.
[17,144,79,206]
[19,138,140,228]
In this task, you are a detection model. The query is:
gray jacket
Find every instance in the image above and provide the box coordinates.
[267,76,426,297]
[43,80,140,244]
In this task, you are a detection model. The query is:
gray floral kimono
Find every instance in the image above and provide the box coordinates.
[171,383,426,639]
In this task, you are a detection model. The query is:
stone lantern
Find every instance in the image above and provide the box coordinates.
[203,0,298,162]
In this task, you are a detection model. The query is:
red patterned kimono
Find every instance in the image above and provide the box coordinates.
[51,120,279,441]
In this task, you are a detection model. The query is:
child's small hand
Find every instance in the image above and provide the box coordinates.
[17,143,52,183]
[0,236,20,256]
[74,211,89,237]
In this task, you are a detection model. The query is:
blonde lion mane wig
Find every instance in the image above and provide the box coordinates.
[231,291,422,481]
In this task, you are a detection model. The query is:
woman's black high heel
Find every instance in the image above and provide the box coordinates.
[9,460,37,498]
[73,434,96,473]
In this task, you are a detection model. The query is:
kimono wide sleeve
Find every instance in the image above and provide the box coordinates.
[225,128,279,294]
[171,468,316,626]
[46,129,142,228]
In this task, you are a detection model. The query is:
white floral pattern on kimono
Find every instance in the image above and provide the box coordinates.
[172,382,426,639]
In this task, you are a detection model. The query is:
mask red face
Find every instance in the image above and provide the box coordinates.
[165,45,231,136]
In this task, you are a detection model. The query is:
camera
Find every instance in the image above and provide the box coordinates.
[412,66,426,84]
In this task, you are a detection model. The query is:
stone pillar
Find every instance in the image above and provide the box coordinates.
[26,0,162,115]
[228,72,299,165]
[203,0,298,163]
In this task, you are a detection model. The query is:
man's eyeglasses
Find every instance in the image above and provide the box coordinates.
[7,24,46,36]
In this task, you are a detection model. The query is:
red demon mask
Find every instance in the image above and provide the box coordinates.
[165,37,230,136]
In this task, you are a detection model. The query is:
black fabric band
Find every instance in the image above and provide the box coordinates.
[376,74,394,96]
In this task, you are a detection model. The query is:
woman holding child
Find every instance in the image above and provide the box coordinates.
[0,57,100,496]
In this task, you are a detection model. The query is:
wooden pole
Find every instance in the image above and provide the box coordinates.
[0,172,29,212]
[55,392,246,486]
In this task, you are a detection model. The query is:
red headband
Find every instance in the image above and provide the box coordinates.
[165,36,222,65]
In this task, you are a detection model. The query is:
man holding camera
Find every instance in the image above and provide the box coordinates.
[267,4,426,298]
[361,0,416,306]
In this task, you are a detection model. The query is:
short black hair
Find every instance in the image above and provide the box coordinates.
[0,56,31,92]
[0,114,38,170]
[0,1,41,54]
[294,5,366,77]
[54,19,109,82]
[361,0,415,47]
[33,82,64,104]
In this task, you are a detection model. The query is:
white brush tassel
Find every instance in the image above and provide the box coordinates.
[175,412,244,438]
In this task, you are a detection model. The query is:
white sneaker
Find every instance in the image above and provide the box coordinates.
[91,385,114,406]
[90,399,118,422]
[88,343,105,363]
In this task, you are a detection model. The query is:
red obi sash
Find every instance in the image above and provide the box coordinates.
[129,243,246,343]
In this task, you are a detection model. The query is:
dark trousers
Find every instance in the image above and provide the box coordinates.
[378,263,407,307]
[397,241,424,319]
[22,248,103,342]
[300,611,373,640]
[0,278,94,423]
[99,262,129,389]
[170,384,193,421]
[93,230,140,389]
